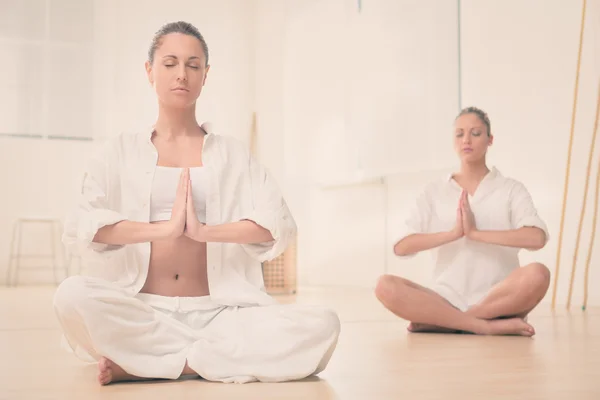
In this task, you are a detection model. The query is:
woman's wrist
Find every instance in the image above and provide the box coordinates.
[185,223,208,242]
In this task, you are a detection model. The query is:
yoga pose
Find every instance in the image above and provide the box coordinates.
[53,21,339,385]
[375,107,550,336]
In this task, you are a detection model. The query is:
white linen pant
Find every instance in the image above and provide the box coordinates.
[53,276,340,384]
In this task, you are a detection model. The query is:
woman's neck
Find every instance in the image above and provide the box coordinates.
[153,104,201,140]
[457,161,490,182]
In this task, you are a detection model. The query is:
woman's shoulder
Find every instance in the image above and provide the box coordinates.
[492,168,529,191]
[93,131,145,150]
[423,172,455,193]
[83,132,150,167]
[409,177,450,204]
[203,124,252,159]
[210,133,247,151]
[94,126,251,160]
[489,169,537,201]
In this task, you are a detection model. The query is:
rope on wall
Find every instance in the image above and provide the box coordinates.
[582,81,600,311]
[551,0,588,309]
[566,78,599,310]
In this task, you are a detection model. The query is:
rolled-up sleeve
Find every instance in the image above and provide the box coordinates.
[510,181,549,246]
[239,154,297,263]
[393,186,432,258]
[62,139,128,255]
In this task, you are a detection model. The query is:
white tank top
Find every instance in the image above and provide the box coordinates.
[149,166,208,223]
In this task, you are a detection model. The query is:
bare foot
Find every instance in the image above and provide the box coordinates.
[98,357,144,385]
[483,318,535,337]
[407,322,461,334]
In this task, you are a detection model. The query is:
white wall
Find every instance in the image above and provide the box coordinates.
[268,0,460,290]
[2,0,598,310]
[269,0,600,309]
[458,0,600,308]
[0,0,257,285]
[253,0,286,185]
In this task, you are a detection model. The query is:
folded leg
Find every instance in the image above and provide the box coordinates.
[53,276,196,380]
[186,304,341,383]
[466,262,551,320]
[374,274,534,336]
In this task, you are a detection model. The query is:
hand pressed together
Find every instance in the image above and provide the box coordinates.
[184,177,207,242]
[165,168,189,238]
[164,168,206,241]
[451,190,477,240]
[460,190,477,237]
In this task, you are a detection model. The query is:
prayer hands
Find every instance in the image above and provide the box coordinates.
[452,194,465,240]
[460,190,476,237]
[184,178,207,242]
[166,168,189,238]
[451,190,477,240]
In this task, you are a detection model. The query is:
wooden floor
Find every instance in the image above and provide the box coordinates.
[0,285,599,400]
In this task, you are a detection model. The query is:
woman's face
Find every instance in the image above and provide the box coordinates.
[145,33,209,109]
[453,113,493,163]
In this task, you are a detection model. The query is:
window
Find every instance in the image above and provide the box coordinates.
[0,0,94,140]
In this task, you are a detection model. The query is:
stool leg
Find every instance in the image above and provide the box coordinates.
[6,221,19,287]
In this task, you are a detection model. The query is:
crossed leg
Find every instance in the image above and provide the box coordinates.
[54,276,340,386]
[465,262,551,320]
[374,263,550,336]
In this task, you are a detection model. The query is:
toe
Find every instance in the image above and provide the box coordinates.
[98,358,113,385]
[525,323,535,335]
[100,372,112,386]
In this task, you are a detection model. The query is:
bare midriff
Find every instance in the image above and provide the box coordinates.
[139,221,209,297]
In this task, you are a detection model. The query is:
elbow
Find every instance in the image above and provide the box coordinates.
[393,245,406,257]
[61,233,79,256]
[263,227,275,242]
[533,235,547,251]
[289,218,298,239]
[61,220,84,253]
[527,230,547,251]
[278,212,297,243]
[393,241,411,257]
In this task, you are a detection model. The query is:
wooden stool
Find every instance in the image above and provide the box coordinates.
[5,217,69,286]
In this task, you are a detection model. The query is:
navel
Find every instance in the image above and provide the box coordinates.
[175,274,179,280]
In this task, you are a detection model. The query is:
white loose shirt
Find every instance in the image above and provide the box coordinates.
[62,122,297,307]
[395,167,549,310]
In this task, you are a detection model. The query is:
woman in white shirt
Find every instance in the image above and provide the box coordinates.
[375,107,550,336]
[53,21,340,385]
